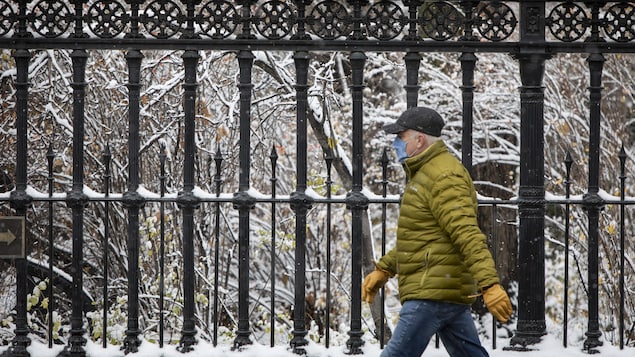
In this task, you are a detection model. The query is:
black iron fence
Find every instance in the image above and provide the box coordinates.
[0,143,634,355]
[0,1,634,356]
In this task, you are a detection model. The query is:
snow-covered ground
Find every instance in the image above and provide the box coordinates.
[3,333,632,357]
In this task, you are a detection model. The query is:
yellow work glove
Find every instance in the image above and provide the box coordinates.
[362,267,390,304]
[482,283,512,323]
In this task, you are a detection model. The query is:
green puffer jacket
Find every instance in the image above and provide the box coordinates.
[377,140,500,305]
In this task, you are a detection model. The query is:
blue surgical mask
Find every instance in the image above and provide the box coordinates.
[392,137,408,163]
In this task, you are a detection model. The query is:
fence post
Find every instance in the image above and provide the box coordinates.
[506,1,549,350]
[460,52,477,174]
[59,48,90,357]
[403,51,420,107]
[345,50,368,355]
[379,149,389,348]
[177,49,201,353]
[582,50,605,353]
[325,147,334,348]
[159,143,167,348]
[122,49,145,354]
[102,145,111,349]
[269,146,278,348]
[233,49,255,350]
[290,50,313,354]
[213,146,223,347]
[3,48,32,357]
[619,146,626,350]
[47,145,55,349]
[564,152,573,348]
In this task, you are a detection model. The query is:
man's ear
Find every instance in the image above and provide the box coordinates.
[417,133,426,149]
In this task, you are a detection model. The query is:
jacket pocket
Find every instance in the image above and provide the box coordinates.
[418,249,431,287]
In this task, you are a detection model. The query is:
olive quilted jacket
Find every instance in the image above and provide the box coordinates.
[377,140,500,305]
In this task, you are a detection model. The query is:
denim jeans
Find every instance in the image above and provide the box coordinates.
[380,300,489,357]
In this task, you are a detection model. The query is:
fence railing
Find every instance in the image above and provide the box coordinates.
[1,144,633,355]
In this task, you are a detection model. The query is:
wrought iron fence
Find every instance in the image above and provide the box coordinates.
[0,1,634,356]
[0,143,633,355]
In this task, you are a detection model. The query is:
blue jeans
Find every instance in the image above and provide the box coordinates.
[380,300,488,357]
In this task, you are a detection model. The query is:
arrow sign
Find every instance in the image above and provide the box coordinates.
[0,229,16,244]
[0,216,25,259]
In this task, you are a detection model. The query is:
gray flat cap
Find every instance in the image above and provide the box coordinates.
[382,107,445,137]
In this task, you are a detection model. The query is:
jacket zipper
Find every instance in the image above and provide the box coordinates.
[419,249,430,287]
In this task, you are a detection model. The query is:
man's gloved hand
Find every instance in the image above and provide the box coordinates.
[483,283,512,323]
[362,267,390,304]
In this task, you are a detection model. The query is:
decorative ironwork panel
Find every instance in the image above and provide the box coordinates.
[604,2,635,42]
[31,0,72,38]
[475,1,517,41]
[87,1,128,38]
[418,1,462,41]
[309,0,353,40]
[0,1,633,45]
[143,0,184,39]
[0,1,14,36]
[199,0,238,39]
[255,0,294,39]
[547,2,587,42]
[365,1,405,40]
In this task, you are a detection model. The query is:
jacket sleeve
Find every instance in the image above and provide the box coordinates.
[429,170,500,289]
[376,247,398,276]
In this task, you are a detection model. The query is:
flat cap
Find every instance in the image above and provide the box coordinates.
[382,107,445,137]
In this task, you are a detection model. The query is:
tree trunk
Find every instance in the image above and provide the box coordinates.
[307,110,392,343]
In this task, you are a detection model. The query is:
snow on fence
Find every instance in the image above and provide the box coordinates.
[0,1,634,356]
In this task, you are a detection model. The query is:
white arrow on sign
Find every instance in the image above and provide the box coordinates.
[0,230,16,244]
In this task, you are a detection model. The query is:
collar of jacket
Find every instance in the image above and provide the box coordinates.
[403,140,447,180]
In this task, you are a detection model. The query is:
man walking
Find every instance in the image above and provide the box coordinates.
[363,106,512,357]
